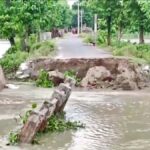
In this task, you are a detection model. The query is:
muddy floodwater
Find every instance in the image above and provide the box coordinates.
[0,84,150,150]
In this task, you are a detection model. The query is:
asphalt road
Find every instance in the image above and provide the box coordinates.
[55,34,112,59]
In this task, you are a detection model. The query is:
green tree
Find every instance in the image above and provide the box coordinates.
[0,1,17,45]
[124,0,150,44]
[87,0,122,45]
[72,1,93,28]
[0,0,72,51]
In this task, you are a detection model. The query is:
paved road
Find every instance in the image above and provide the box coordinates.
[0,40,10,58]
[55,34,112,59]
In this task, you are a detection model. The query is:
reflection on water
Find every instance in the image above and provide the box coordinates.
[0,87,150,150]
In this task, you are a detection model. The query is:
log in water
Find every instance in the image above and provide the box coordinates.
[19,78,75,143]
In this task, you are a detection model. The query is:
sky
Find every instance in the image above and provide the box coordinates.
[67,0,77,7]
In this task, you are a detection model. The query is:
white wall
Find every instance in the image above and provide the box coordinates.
[0,40,11,58]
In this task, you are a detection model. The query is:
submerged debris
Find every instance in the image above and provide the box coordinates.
[8,78,84,145]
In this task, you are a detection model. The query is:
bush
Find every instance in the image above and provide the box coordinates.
[112,41,150,64]
[0,39,56,76]
[113,44,137,56]
[36,69,54,88]
[64,70,81,86]
[64,70,76,78]
[112,40,129,49]
[142,51,150,63]
[136,44,150,52]
[29,34,38,47]
[7,45,19,54]
[30,40,55,58]
[97,30,107,44]
[0,50,28,74]
[83,34,95,44]
[8,132,19,145]
[45,113,84,133]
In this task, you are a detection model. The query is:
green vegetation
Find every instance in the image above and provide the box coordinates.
[20,103,37,124]
[0,50,28,74]
[34,112,84,144]
[0,40,56,76]
[36,70,54,88]
[82,32,150,63]
[44,113,84,133]
[83,34,95,44]
[112,42,150,63]
[8,104,84,145]
[0,0,72,77]
[8,132,19,145]
[72,1,93,28]
[79,0,150,45]
[0,0,72,50]
[77,0,150,64]
[30,40,56,58]
[64,70,81,86]
[64,70,76,78]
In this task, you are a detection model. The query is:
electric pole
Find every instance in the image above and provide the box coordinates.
[77,0,80,35]
[94,14,98,45]
[81,10,83,33]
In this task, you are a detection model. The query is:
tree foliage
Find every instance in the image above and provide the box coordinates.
[80,0,150,45]
[0,0,72,50]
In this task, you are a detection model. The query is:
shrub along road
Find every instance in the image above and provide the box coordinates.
[55,34,112,59]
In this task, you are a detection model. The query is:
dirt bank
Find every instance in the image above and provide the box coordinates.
[17,57,150,90]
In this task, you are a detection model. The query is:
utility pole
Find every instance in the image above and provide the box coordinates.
[94,14,98,45]
[80,10,83,33]
[77,0,80,35]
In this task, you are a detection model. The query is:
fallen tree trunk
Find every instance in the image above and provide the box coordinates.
[0,65,6,91]
[19,78,75,143]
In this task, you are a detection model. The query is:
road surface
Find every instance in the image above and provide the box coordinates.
[55,34,112,59]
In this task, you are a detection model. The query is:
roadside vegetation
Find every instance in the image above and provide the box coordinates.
[0,39,56,78]
[36,69,81,88]
[0,0,72,76]
[82,32,150,64]
[72,0,150,64]
[36,70,54,88]
[112,41,150,63]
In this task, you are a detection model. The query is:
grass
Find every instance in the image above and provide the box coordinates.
[29,40,56,59]
[0,40,56,77]
[36,69,54,88]
[81,33,95,44]
[111,41,150,64]
[64,70,81,86]
[0,50,29,74]
[82,31,150,64]
[44,113,84,133]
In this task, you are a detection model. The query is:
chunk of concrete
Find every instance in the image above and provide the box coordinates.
[0,66,6,91]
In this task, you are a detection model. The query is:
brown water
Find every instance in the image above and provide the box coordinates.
[0,84,150,150]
